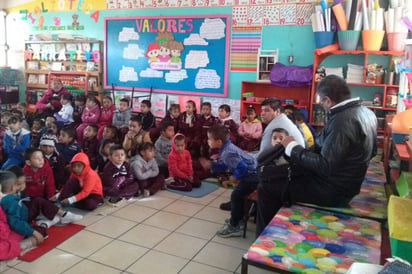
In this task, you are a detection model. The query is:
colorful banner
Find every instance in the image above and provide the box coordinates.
[230,26,261,72]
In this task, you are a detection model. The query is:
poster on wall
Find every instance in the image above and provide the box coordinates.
[104,15,230,97]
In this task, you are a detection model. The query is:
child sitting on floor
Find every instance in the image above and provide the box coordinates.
[54,152,104,211]
[154,121,174,177]
[23,148,55,200]
[30,118,44,148]
[2,115,30,169]
[73,94,86,127]
[81,124,99,170]
[167,133,201,191]
[140,99,156,131]
[0,205,35,261]
[149,103,180,141]
[123,115,151,157]
[102,145,139,204]
[97,96,116,140]
[177,100,200,156]
[112,98,132,142]
[238,105,262,152]
[56,126,81,164]
[101,124,118,144]
[131,142,164,197]
[0,171,82,245]
[76,95,101,142]
[218,104,238,144]
[39,133,66,190]
[196,102,218,158]
[97,139,116,174]
[54,93,74,130]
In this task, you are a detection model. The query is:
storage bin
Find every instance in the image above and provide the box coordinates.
[396,171,412,198]
[392,132,408,144]
[362,30,385,51]
[338,30,360,50]
[313,31,335,49]
[388,196,412,263]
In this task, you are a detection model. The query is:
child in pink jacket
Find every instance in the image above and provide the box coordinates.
[238,106,262,152]
[76,96,101,142]
[97,96,116,140]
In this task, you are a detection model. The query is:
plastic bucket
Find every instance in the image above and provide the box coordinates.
[362,30,385,51]
[387,32,408,52]
[313,31,335,49]
[338,30,360,50]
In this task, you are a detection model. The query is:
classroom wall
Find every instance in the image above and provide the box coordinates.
[7,2,316,102]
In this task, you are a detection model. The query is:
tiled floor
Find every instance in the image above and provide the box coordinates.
[2,188,275,274]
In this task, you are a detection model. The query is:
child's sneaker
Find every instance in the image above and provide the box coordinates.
[216,223,242,238]
[60,211,83,224]
[36,215,60,228]
[19,237,37,253]
[107,197,125,207]
[165,177,175,185]
[143,189,150,197]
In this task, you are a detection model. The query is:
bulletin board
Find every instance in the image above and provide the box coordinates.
[104,15,230,97]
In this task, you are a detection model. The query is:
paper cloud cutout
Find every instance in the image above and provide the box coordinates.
[119,66,138,82]
[199,18,226,40]
[195,69,220,89]
[165,70,188,83]
[184,50,210,69]
[184,34,209,46]
[119,27,140,42]
[123,44,145,60]
[140,68,164,78]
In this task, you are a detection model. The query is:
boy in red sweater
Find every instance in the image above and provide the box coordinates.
[23,148,55,200]
[54,152,103,210]
[167,133,201,191]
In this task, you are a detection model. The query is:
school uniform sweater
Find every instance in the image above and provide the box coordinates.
[130,154,159,180]
[23,159,56,199]
[56,140,81,163]
[154,135,172,167]
[112,108,132,129]
[3,128,30,164]
[102,161,135,195]
[238,118,263,140]
[0,194,34,236]
[167,133,193,179]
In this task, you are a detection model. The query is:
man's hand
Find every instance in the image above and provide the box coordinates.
[60,198,69,205]
[281,136,295,147]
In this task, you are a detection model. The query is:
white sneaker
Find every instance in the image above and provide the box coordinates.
[143,189,150,197]
[36,215,60,228]
[60,211,83,224]
[165,177,175,185]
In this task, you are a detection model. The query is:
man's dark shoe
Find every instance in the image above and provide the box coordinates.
[219,201,231,211]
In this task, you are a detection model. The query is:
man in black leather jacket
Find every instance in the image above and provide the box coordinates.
[256,75,377,236]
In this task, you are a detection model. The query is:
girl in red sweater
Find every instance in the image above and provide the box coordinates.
[167,133,201,191]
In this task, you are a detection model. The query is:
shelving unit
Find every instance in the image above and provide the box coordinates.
[257,49,278,81]
[309,45,403,131]
[49,71,89,95]
[24,40,103,104]
[240,81,311,119]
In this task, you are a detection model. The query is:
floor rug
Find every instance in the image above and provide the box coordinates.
[167,181,219,197]
[18,223,85,262]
